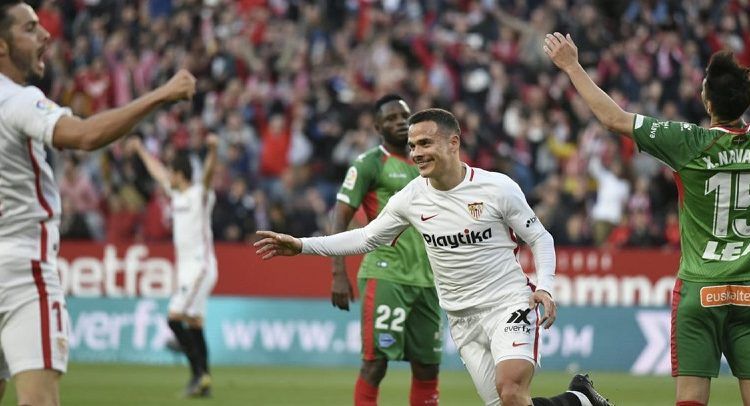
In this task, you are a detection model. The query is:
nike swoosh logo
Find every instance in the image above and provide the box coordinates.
[512,342,529,347]
[421,214,438,221]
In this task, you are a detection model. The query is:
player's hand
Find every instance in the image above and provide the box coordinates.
[205,133,219,149]
[254,230,303,259]
[331,270,354,311]
[529,289,557,329]
[543,32,579,73]
[160,69,197,102]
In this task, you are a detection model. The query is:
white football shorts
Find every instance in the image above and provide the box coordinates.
[168,260,217,318]
[0,260,69,379]
[447,301,540,405]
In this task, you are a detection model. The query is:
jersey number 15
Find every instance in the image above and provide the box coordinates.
[705,172,750,237]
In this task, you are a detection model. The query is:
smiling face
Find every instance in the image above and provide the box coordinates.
[407,120,459,179]
[0,3,50,83]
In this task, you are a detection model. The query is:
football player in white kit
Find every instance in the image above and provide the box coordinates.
[255,109,613,406]
[129,134,218,397]
[0,2,195,405]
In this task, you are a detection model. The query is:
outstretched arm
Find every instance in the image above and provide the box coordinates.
[544,33,635,137]
[255,201,409,260]
[52,70,196,151]
[202,133,219,189]
[127,137,171,189]
[254,230,304,259]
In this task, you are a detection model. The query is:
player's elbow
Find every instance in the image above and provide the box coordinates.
[77,135,101,151]
[53,117,104,151]
[600,111,633,137]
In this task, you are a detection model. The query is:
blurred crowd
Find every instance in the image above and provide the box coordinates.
[47,0,750,248]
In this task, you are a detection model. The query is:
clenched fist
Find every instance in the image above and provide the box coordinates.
[160,69,197,102]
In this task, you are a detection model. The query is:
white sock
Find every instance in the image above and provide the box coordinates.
[567,390,593,406]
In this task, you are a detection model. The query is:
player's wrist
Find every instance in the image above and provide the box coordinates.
[563,62,584,76]
[536,288,553,298]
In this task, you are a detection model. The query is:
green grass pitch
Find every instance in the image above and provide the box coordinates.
[1,363,743,405]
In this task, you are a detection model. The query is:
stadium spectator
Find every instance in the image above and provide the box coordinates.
[36,0,747,249]
[213,177,260,242]
[59,157,104,240]
[0,1,195,405]
[545,28,750,406]
[588,155,631,246]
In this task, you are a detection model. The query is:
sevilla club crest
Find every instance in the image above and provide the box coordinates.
[467,202,484,220]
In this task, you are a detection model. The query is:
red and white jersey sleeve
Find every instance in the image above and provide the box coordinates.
[0,74,72,263]
[401,165,553,312]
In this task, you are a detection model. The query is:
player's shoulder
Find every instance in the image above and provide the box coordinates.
[635,114,711,138]
[354,146,387,165]
[470,166,517,189]
[391,174,423,200]
[188,183,209,198]
[0,80,43,109]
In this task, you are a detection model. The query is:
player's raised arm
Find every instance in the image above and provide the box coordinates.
[544,32,635,137]
[127,137,171,189]
[51,69,196,151]
[202,133,219,189]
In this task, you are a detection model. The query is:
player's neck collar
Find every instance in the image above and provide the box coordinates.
[710,121,750,134]
[427,163,472,192]
[379,144,410,162]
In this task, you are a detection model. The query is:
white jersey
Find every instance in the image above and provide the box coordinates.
[170,184,217,274]
[302,165,555,312]
[0,73,71,266]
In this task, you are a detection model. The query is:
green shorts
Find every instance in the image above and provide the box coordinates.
[358,278,442,364]
[672,278,750,378]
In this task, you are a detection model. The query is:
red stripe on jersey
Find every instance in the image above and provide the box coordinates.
[526,276,537,292]
[533,306,540,363]
[508,227,519,255]
[362,279,378,361]
[670,278,683,377]
[362,191,379,222]
[31,260,52,369]
[469,167,475,181]
[184,270,207,313]
[390,228,406,247]
[673,172,685,209]
[711,124,750,134]
[27,139,53,262]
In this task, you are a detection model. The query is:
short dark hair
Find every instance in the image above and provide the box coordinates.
[407,108,461,137]
[0,1,22,40]
[374,94,405,115]
[170,151,193,181]
[705,51,750,121]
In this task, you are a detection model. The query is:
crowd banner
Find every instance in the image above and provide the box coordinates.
[66,296,730,375]
[59,242,680,306]
[61,241,719,374]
